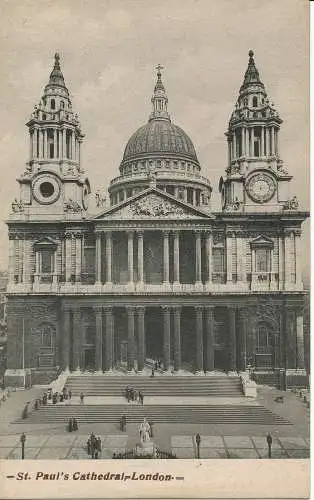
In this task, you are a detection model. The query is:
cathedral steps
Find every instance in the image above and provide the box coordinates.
[64,375,243,397]
[16,403,290,426]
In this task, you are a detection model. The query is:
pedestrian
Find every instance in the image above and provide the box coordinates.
[68,389,72,401]
[158,359,161,369]
[68,418,73,432]
[154,360,158,370]
[125,386,130,403]
[120,414,126,432]
[266,432,272,459]
[80,392,84,404]
[87,438,91,455]
[97,437,102,454]
[151,367,155,377]
[73,418,78,431]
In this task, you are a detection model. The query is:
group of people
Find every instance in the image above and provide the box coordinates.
[67,417,78,432]
[37,387,73,407]
[87,433,102,459]
[125,386,144,404]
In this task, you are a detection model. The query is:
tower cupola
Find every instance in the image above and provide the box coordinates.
[219,51,295,213]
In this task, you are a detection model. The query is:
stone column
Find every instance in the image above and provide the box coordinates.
[241,127,245,156]
[104,307,114,371]
[62,306,71,371]
[226,232,233,282]
[245,127,249,156]
[261,126,265,156]
[162,306,171,371]
[104,306,114,371]
[173,306,181,371]
[127,231,134,285]
[205,306,215,371]
[295,230,302,287]
[271,127,275,155]
[94,306,103,371]
[137,231,144,284]
[266,128,270,156]
[284,231,291,289]
[205,231,212,285]
[192,190,196,205]
[95,233,102,284]
[296,308,305,369]
[75,233,82,282]
[71,132,76,160]
[53,128,57,158]
[62,129,66,159]
[72,308,81,371]
[232,131,236,159]
[43,129,47,159]
[127,306,135,371]
[173,231,180,284]
[229,306,237,371]
[195,231,202,284]
[8,236,15,283]
[104,231,112,284]
[195,306,204,372]
[65,233,72,282]
[238,309,247,371]
[163,231,170,284]
[137,306,145,372]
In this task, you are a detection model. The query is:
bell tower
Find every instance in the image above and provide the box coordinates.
[219,50,298,213]
[12,53,90,219]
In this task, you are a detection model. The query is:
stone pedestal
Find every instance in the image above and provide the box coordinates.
[135,441,155,457]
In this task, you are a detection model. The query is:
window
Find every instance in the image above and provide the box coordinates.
[257,324,271,350]
[212,248,225,273]
[60,100,65,109]
[252,96,258,107]
[255,248,269,272]
[51,99,55,110]
[66,130,72,158]
[41,324,55,347]
[41,249,54,273]
[47,128,54,158]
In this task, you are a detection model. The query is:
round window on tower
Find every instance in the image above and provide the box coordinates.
[40,182,55,198]
[32,174,61,205]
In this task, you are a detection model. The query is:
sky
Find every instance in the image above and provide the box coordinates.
[0,0,309,273]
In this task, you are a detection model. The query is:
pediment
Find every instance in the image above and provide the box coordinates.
[34,236,57,248]
[93,188,213,221]
[250,235,274,248]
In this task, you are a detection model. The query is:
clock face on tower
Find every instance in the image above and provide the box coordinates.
[246,172,276,203]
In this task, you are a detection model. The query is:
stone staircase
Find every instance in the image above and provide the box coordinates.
[64,375,243,397]
[17,403,291,426]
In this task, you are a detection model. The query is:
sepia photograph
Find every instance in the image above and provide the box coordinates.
[0,0,310,498]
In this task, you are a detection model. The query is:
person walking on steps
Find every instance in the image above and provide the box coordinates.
[80,392,84,404]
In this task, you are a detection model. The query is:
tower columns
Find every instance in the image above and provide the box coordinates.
[173,231,180,284]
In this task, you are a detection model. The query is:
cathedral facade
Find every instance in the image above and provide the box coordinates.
[4,52,308,387]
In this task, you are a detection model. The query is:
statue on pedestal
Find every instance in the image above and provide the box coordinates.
[139,418,151,443]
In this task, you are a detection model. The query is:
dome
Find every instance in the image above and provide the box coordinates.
[123,119,198,162]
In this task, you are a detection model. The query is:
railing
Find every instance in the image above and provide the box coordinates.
[110,169,211,187]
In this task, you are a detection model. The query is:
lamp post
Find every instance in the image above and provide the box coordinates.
[266,432,272,459]
[20,433,26,460]
[195,433,201,459]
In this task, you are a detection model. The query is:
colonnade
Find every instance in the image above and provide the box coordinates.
[61,304,227,373]
[29,127,80,162]
[94,229,214,285]
[229,125,279,161]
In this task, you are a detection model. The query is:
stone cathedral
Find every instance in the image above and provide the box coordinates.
[4,51,308,388]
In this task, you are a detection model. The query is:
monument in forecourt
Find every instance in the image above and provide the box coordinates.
[4,51,308,389]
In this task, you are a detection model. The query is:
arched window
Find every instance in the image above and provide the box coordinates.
[42,113,46,120]
[50,99,55,110]
[252,96,258,108]
[60,100,65,109]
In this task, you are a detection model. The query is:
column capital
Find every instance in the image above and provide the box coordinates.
[136,305,146,316]
[103,306,113,315]
[127,230,134,238]
[126,305,135,315]
[137,230,144,237]
[161,305,171,313]
[195,305,204,312]
[172,305,181,314]
[162,229,170,237]
[93,305,103,314]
